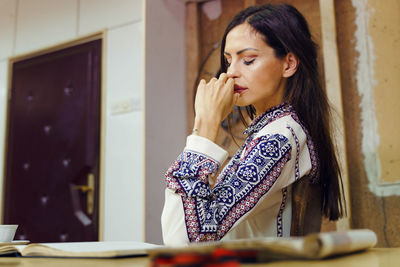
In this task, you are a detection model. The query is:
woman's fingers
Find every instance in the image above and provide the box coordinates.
[233,92,240,104]
[195,74,236,121]
[205,74,235,102]
[215,73,230,92]
[198,79,206,90]
[207,77,218,86]
[225,77,235,91]
[207,73,230,90]
[218,73,228,83]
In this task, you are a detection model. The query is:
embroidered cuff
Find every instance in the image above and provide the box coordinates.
[185,135,229,165]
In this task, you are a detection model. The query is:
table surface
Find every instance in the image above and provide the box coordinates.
[0,248,398,266]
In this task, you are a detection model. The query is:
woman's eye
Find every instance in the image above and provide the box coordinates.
[225,60,231,67]
[243,58,255,65]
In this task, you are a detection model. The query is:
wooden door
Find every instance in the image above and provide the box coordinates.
[3,39,102,242]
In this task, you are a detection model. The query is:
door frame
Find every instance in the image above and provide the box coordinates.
[1,31,107,241]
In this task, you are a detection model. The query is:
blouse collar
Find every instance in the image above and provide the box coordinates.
[243,102,294,135]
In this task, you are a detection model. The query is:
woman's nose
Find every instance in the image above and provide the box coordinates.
[227,64,239,78]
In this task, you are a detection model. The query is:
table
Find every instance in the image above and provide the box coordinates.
[0,248,398,266]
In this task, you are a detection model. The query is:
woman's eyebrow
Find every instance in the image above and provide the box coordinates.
[224,47,259,56]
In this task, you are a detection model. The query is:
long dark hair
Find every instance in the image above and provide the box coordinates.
[219,4,345,220]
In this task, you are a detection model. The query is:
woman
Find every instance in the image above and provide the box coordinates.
[162,3,345,245]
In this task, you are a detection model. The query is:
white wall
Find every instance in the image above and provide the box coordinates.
[0,0,145,241]
[145,0,186,244]
[0,61,7,213]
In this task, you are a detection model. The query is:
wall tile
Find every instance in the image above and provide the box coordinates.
[79,0,142,35]
[106,22,143,102]
[15,0,78,55]
[0,0,17,59]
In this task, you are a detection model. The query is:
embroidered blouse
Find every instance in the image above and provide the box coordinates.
[161,103,318,245]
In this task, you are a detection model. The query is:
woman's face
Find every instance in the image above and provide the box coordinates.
[224,23,287,114]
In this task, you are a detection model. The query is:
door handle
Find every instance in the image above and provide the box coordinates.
[73,173,95,215]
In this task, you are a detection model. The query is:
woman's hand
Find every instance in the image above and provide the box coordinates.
[193,73,239,142]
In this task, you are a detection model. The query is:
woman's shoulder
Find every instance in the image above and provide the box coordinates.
[256,113,306,140]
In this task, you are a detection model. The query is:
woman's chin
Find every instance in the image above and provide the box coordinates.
[235,98,249,107]
[235,103,245,107]
[235,101,251,107]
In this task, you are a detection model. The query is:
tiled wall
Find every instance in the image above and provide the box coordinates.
[0,0,144,241]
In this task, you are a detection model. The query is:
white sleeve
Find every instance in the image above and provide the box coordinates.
[161,135,228,245]
[185,134,229,164]
[161,188,189,246]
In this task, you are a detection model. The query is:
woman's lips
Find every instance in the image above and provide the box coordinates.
[234,84,248,93]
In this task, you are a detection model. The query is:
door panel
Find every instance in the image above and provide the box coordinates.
[3,39,101,242]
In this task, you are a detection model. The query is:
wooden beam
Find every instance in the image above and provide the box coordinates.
[185,2,201,135]
[244,0,257,8]
[319,0,352,230]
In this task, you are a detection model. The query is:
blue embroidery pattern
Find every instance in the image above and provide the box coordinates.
[165,103,318,242]
[244,103,292,135]
[182,152,291,241]
[287,125,300,181]
[277,188,288,237]
[166,151,219,196]
[284,110,318,182]
[166,134,291,241]
[245,103,318,182]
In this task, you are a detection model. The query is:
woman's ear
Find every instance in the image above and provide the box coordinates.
[282,52,299,78]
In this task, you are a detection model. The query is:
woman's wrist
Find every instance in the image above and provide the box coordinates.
[193,116,220,143]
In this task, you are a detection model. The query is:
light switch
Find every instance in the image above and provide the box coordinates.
[111,98,141,115]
